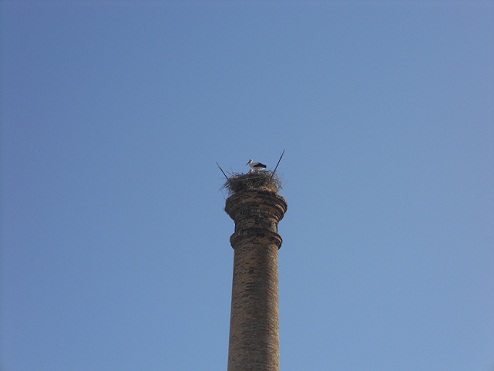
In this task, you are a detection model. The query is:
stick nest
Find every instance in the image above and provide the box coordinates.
[223,171,282,195]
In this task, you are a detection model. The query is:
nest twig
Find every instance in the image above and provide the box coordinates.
[223,171,282,195]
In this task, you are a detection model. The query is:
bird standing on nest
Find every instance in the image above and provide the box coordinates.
[247,159,267,172]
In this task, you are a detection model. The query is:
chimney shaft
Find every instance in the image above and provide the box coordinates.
[225,190,287,371]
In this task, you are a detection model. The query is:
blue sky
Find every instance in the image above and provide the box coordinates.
[1,1,493,370]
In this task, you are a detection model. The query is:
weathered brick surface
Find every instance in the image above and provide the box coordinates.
[225,191,287,371]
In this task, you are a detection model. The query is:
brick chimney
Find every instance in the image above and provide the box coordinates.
[224,173,287,371]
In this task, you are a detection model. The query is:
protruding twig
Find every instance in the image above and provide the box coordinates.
[270,149,285,180]
[216,162,229,180]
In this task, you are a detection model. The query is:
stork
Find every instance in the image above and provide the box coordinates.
[247,159,267,172]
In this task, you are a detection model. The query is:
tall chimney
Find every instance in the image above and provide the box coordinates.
[224,172,287,370]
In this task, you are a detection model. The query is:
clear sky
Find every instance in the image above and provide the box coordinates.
[1,1,493,370]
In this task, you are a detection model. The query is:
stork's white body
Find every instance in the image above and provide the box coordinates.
[247,159,267,172]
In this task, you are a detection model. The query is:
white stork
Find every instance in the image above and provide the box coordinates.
[247,159,267,172]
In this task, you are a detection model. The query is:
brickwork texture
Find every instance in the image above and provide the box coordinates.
[225,190,287,371]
